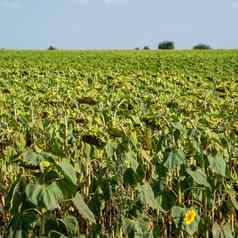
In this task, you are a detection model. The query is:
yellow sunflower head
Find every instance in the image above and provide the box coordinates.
[184,209,196,225]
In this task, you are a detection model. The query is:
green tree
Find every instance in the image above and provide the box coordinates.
[193,43,211,50]
[158,41,175,50]
[48,45,57,50]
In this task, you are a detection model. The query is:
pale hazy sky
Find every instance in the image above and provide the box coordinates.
[0,0,238,49]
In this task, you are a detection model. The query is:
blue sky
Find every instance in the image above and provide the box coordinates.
[0,0,238,49]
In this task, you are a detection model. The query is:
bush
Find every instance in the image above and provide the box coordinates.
[158,41,175,50]
[143,46,150,50]
[193,44,211,50]
[48,45,57,50]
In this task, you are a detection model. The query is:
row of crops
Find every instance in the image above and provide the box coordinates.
[0,50,237,237]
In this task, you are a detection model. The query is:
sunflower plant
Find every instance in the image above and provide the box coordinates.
[172,206,201,236]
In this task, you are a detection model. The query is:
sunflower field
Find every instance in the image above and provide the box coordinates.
[0,49,237,237]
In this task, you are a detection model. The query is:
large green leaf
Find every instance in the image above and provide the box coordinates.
[123,168,137,186]
[25,182,64,210]
[186,168,211,189]
[141,182,159,209]
[8,211,38,238]
[58,160,77,187]
[208,154,226,177]
[72,192,96,224]
[6,177,25,215]
[163,150,185,170]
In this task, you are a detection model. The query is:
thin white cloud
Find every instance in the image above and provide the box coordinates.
[0,0,22,9]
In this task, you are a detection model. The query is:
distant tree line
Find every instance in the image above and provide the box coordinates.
[135,41,212,50]
[47,42,212,51]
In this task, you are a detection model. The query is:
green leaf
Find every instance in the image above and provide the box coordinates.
[125,151,138,171]
[43,214,60,235]
[136,163,146,183]
[25,182,64,210]
[50,142,66,157]
[49,231,68,238]
[223,223,234,238]
[62,216,79,236]
[123,168,137,186]
[161,190,177,210]
[131,115,141,125]
[56,179,77,199]
[8,211,38,238]
[72,192,96,224]
[184,219,200,236]
[153,224,161,238]
[58,160,77,186]
[105,142,117,158]
[186,168,211,189]
[23,151,44,166]
[6,177,25,215]
[208,154,226,177]
[108,127,125,137]
[192,139,202,154]
[163,150,185,170]
[141,182,158,209]
[171,206,185,226]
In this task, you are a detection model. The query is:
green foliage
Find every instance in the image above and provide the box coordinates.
[48,45,57,50]
[208,153,226,177]
[72,192,96,224]
[186,168,211,189]
[158,41,175,49]
[143,46,150,50]
[163,150,185,170]
[25,182,64,210]
[193,43,211,50]
[172,206,201,236]
[0,50,238,237]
